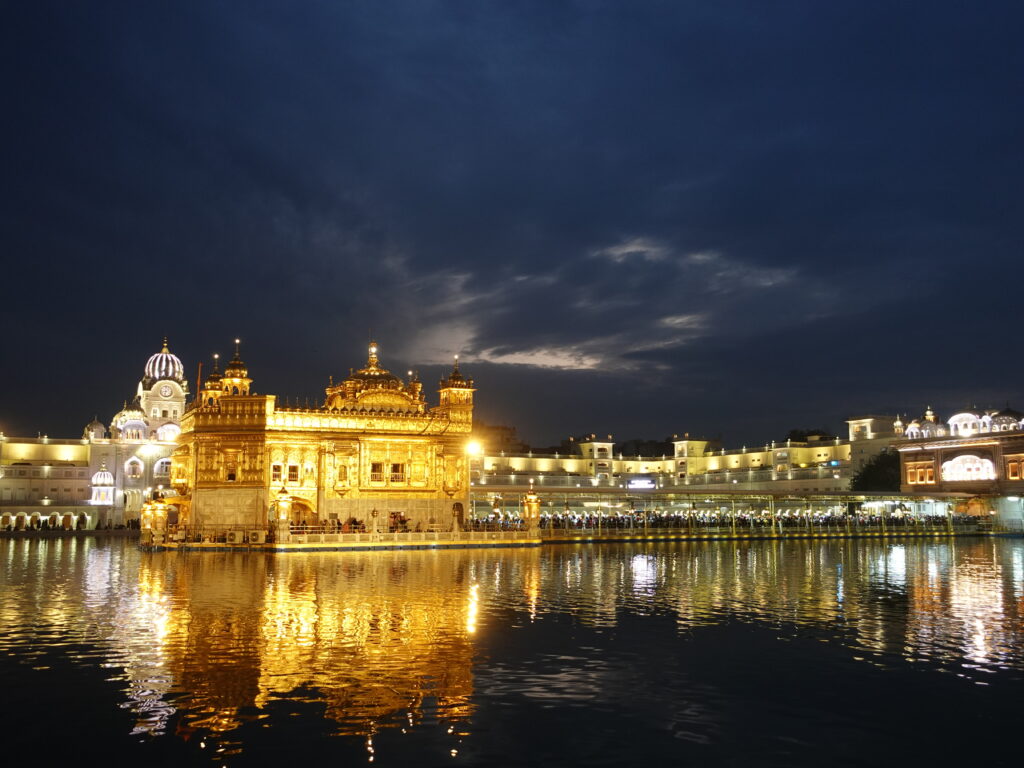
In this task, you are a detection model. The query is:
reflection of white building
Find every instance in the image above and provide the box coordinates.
[0,340,189,529]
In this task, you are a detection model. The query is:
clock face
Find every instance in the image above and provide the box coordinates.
[159,385,173,398]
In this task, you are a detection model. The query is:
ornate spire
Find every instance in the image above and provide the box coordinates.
[161,336,170,353]
[204,353,222,387]
[442,354,468,386]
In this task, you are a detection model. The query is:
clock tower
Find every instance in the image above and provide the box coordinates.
[138,337,189,440]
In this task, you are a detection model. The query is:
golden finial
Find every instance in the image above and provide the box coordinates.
[161,336,170,353]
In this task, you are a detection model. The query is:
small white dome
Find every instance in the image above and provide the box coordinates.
[91,465,114,486]
[111,397,147,432]
[144,338,185,384]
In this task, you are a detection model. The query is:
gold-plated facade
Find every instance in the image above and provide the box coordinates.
[172,342,475,532]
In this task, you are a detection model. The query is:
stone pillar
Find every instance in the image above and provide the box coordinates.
[275,517,291,543]
[274,491,292,543]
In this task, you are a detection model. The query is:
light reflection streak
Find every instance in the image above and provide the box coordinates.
[467,583,480,634]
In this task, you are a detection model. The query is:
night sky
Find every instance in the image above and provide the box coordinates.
[3,1,1022,448]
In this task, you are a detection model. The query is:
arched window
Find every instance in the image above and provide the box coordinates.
[154,459,171,477]
[941,455,996,482]
[157,423,180,442]
[125,459,143,478]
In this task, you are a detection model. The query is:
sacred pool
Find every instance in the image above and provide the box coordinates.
[1,535,1021,766]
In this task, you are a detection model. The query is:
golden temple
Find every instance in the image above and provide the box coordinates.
[170,342,476,536]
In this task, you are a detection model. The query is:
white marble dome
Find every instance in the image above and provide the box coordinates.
[91,464,114,486]
[144,338,185,383]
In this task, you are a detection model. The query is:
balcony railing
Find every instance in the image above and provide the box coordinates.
[473,466,851,488]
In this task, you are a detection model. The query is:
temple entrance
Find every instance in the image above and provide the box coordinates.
[288,500,318,528]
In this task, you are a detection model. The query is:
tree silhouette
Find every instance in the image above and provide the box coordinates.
[850,449,902,492]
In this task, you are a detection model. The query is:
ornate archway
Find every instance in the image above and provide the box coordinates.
[288,499,318,527]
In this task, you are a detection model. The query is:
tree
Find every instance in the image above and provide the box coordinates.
[849,449,901,492]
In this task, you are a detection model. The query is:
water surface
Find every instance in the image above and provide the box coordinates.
[1,536,1021,766]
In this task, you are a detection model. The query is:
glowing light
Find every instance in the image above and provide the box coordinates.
[941,455,996,482]
[465,441,482,457]
[466,584,480,634]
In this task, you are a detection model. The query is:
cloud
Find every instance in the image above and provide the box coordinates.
[681,251,796,292]
[590,237,671,263]
[473,345,604,370]
[378,236,852,374]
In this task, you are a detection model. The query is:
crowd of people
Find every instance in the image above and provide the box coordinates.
[461,509,977,531]
[0,517,138,532]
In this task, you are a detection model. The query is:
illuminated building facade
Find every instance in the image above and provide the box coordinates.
[472,417,900,495]
[171,342,475,532]
[895,407,1024,520]
[0,339,187,529]
[894,406,1024,524]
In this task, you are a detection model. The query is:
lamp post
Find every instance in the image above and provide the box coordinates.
[523,482,541,536]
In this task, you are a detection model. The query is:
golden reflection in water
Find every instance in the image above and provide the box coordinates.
[2,537,1024,751]
[121,551,486,743]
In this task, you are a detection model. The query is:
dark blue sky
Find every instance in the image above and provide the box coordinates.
[3,1,1022,447]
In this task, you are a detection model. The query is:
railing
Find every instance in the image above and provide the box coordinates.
[474,466,850,488]
[154,523,535,545]
[288,529,535,545]
[540,522,981,538]
[536,514,979,534]
[148,515,990,546]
